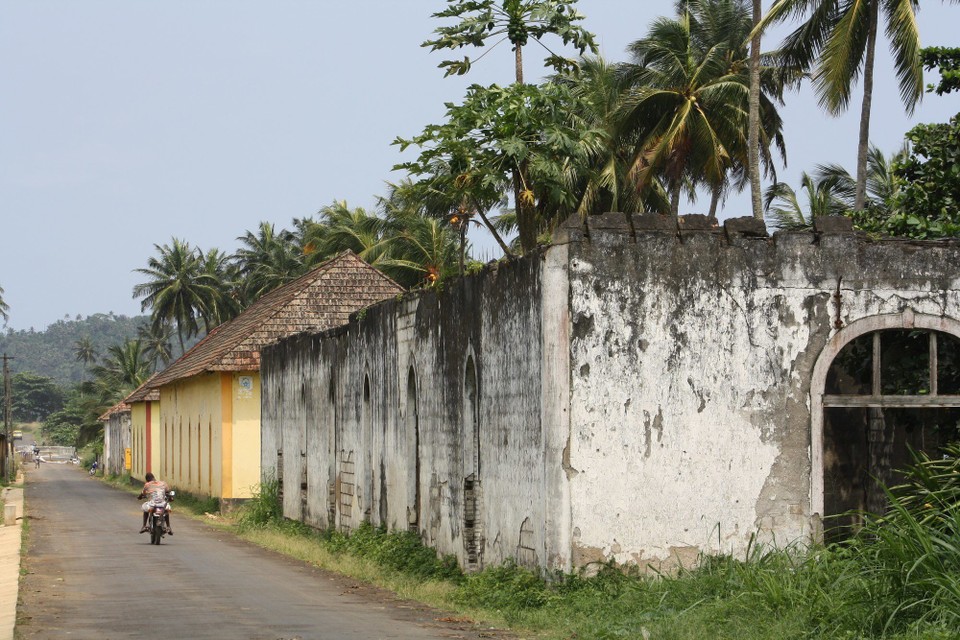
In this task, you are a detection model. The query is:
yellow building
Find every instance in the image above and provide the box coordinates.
[132,252,402,504]
[124,375,161,481]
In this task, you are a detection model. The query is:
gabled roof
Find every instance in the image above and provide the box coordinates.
[148,251,402,389]
[98,400,130,422]
[124,374,161,404]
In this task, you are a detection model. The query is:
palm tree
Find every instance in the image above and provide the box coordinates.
[764,144,905,229]
[764,171,848,229]
[816,144,906,214]
[73,337,97,384]
[757,0,923,212]
[307,201,394,267]
[138,323,174,370]
[748,0,763,220]
[199,248,242,326]
[0,283,9,323]
[90,339,153,406]
[553,56,672,218]
[379,209,462,288]
[132,238,218,354]
[617,0,787,216]
[234,222,305,305]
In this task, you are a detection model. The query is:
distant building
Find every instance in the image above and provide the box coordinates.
[124,374,160,480]
[132,251,403,505]
[99,400,130,476]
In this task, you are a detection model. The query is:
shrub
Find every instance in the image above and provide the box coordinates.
[236,474,283,530]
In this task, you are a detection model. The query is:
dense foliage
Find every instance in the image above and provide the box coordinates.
[0,313,149,386]
[0,372,64,423]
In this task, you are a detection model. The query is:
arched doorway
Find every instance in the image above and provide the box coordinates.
[811,313,960,535]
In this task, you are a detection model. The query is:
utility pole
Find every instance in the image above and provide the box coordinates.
[2,354,12,482]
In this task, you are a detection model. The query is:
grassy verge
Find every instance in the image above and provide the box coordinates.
[99,451,960,640]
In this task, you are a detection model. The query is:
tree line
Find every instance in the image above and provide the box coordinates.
[2,0,958,450]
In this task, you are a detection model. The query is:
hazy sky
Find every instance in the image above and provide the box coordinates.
[1,1,957,332]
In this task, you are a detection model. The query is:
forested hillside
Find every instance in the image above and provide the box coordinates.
[0,313,149,385]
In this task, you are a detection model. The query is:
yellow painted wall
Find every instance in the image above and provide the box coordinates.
[130,400,161,482]
[159,373,223,498]
[225,372,261,500]
[156,371,261,501]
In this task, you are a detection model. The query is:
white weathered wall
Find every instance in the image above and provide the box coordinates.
[563,224,960,568]
[262,255,561,570]
[262,215,960,573]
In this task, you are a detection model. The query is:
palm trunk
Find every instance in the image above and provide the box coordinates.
[709,185,721,218]
[474,206,514,258]
[748,0,763,220]
[670,183,682,217]
[855,1,879,212]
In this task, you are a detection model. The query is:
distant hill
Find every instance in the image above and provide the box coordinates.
[0,313,150,386]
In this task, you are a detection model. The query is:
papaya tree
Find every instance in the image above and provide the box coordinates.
[422,0,598,251]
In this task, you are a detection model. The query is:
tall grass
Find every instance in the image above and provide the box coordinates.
[231,452,960,640]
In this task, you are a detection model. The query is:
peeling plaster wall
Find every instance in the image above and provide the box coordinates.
[262,253,566,570]
[262,214,960,572]
[564,219,960,568]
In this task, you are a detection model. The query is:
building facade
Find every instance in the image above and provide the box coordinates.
[129,251,403,503]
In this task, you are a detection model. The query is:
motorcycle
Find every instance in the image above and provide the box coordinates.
[141,491,175,545]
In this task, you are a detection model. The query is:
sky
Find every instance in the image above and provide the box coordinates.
[1,1,958,332]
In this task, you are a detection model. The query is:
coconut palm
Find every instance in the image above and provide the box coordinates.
[233,222,305,305]
[748,0,763,220]
[90,339,153,404]
[0,284,9,323]
[306,201,394,267]
[199,247,242,328]
[816,144,907,214]
[757,0,923,212]
[132,238,219,354]
[764,171,849,229]
[765,144,905,230]
[617,0,787,216]
[73,337,98,384]
[552,56,672,218]
[138,323,174,370]
[380,213,462,288]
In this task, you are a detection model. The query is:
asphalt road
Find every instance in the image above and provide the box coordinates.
[17,464,504,640]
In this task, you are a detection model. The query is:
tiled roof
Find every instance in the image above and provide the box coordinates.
[148,251,402,388]
[98,400,130,421]
[124,374,160,404]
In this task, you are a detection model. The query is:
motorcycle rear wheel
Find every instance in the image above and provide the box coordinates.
[150,522,162,545]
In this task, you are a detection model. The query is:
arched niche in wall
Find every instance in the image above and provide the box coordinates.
[406,365,420,532]
[810,312,960,537]
[362,372,373,523]
[327,375,338,528]
[462,352,483,569]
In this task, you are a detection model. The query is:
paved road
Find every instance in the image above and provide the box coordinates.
[18,464,501,640]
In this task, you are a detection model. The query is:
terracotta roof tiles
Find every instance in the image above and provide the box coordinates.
[148,251,402,389]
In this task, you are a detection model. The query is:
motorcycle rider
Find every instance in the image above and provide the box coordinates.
[138,472,173,535]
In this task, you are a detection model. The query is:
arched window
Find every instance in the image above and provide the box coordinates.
[812,315,960,536]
